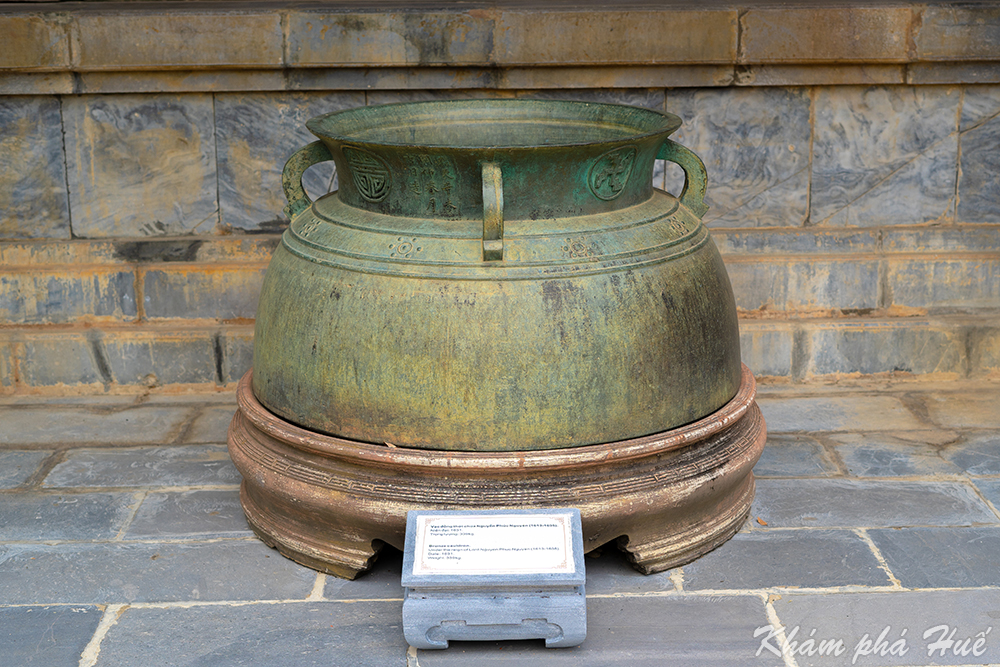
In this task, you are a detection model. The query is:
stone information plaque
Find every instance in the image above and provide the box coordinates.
[402,508,586,649]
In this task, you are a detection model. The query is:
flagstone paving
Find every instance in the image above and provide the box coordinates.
[1,381,999,666]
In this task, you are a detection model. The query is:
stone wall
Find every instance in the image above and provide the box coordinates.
[1,2,998,393]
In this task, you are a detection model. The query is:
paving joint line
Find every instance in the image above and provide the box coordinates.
[78,602,127,667]
[854,528,904,589]
[763,594,801,667]
[113,491,147,541]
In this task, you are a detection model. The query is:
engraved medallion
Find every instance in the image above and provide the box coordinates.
[588,146,637,201]
[344,147,391,202]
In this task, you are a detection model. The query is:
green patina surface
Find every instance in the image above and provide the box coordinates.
[254,99,741,451]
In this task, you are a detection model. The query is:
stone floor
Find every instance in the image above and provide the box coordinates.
[1,380,999,667]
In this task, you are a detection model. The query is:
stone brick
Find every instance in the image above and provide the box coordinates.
[494,10,738,65]
[827,433,963,477]
[18,334,107,388]
[287,66,500,93]
[215,92,364,231]
[810,86,959,227]
[887,258,1000,311]
[770,590,1000,666]
[287,10,493,67]
[0,404,191,446]
[222,327,254,384]
[0,269,137,323]
[72,12,282,70]
[44,445,240,488]
[184,406,238,444]
[753,434,840,477]
[977,479,1000,512]
[0,491,140,541]
[881,224,1000,252]
[0,540,316,604]
[924,391,1000,429]
[503,64,735,90]
[969,324,1000,377]
[714,229,879,255]
[417,596,779,667]
[0,96,71,239]
[741,7,911,63]
[916,6,1000,61]
[739,64,904,87]
[683,530,891,589]
[0,606,102,667]
[666,87,810,227]
[908,61,1000,85]
[756,395,924,433]
[516,88,665,111]
[805,322,966,378]
[0,15,70,70]
[725,259,879,312]
[869,527,1000,588]
[125,489,250,538]
[76,69,288,95]
[63,94,218,237]
[0,450,51,489]
[95,601,408,666]
[958,85,1000,223]
[0,72,74,95]
[0,340,13,389]
[738,323,793,378]
[101,329,217,385]
[753,479,998,528]
[142,265,266,320]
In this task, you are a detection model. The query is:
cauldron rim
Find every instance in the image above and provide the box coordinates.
[304,98,683,151]
[236,364,757,472]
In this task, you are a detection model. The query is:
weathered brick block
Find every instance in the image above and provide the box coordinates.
[19,334,106,388]
[63,94,218,237]
[811,86,959,226]
[142,266,266,320]
[0,72,74,95]
[0,270,137,323]
[725,259,879,312]
[916,6,1000,61]
[968,324,1000,378]
[222,327,254,384]
[0,96,71,239]
[887,258,1000,311]
[495,10,737,65]
[0,15,70,70]
[72,12,282,70]
[14,329,221,388]
[738,323,793,378]
[101,330,216,385]
[287,11,494,66]
[882,225,1000,252]
[667,87,810,227]
[712,229,878,255]
[806,321,966,377]
[741,8,911,63]
[0,340,13,389]
[958,85,1000,223]
[215,92,363,231]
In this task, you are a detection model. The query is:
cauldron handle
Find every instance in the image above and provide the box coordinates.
[657,140,709,219]
[282,141,334,219]
[481,162,504,261]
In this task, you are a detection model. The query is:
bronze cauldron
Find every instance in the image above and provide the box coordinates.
[228,100,765,578]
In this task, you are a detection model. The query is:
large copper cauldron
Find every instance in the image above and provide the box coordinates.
[228,100,765,578]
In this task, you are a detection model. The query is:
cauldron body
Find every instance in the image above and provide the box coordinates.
[251,100,742,451]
